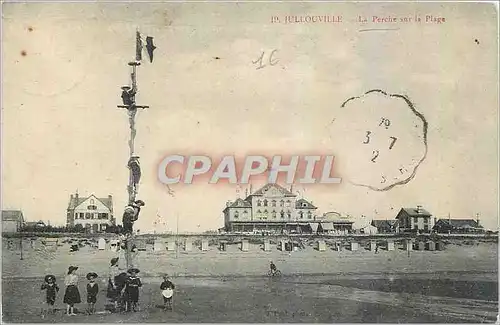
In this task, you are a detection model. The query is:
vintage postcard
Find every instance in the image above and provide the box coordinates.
[1,1,499,323]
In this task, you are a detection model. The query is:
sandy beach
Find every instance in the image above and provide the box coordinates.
[1,239,498,323]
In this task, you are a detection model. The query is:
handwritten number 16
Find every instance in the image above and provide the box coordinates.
[253,49,279,70]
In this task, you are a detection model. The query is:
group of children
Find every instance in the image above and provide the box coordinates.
[40,259,175,317]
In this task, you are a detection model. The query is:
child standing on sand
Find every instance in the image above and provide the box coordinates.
[41,275,59,317]
[124,268,142,312]
[160,274,175,311]
[63,266,81,316]
[86,273,99,314]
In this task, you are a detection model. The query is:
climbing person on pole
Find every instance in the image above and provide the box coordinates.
[121,200,145,236]
[121,85,136,108]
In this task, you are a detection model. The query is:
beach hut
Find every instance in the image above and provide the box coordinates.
[184,240,192,251]
[403,239,413,251]
[335,241,343,251]
[350,242,359,251]
[153,239,164,251]
[240,240,249,252]
[201,240,209,251]
[279,240,286,251]
[317,240,326,251]
[426,241,436,251]
[167,240,176,251]
[387,240,395,251]
[369,241,377,251]
[417,241,425,251]
[98,238,106,250]
[435,241,444,251]
[263,239,271,251]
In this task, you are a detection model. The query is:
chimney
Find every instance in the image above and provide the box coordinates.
[249,184,253,195]
[75,191,79,203]
[245,188,248,198]
[476,213,480,227]
[226,201,232,207]
[416,205,422,213]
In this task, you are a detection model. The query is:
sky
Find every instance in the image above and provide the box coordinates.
[1,2,498,232]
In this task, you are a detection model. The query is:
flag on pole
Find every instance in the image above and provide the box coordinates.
[136,30,143,61]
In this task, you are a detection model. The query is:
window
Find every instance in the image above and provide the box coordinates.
[257,200,262,207]
[90,199,94,204]
[286,200,291,207]
[85,213,91,219]
[272,211,277,219]
[234,211,239,219]
[272,200,276,207]
[424,218,429,224]
[80,213,84,219]
[263,199,268,207]
[100,224,107,231]
[98,213,108,220]
[307,212,312,219]
[264,210,268,216]
[243,211,248,217]
[287,211,292,219]
[280,200,284,207]
[302,203,307,207]
[74,213,78,220]
[299,211,304,219]
[87,205,97,210]
[280,211,285,218]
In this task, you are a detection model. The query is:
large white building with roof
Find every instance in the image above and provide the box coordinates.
[222,183,319,233]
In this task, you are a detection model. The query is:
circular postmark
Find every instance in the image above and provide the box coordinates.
[328,89,428,191]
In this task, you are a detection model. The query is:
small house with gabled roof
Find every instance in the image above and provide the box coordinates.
[2,210,25,233]
[66,192,115,233]
[433,218,484,234]
[395,206,434,233]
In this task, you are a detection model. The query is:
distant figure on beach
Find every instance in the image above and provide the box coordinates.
[124,268,142,312]
[160,274,175,311]
[86,272,99,314]
[270,261,277,274]
[41,275,59,317]
[375,245,379,254]
[63,266,81,316]
[107,257,122,311]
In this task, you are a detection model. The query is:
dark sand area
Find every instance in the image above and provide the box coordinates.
[2,272,498,323]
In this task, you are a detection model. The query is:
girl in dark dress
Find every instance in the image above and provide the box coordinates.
[63,266,81,316]
[41,275,59,317]
[86,273,99,314]
[124,268,142,312]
